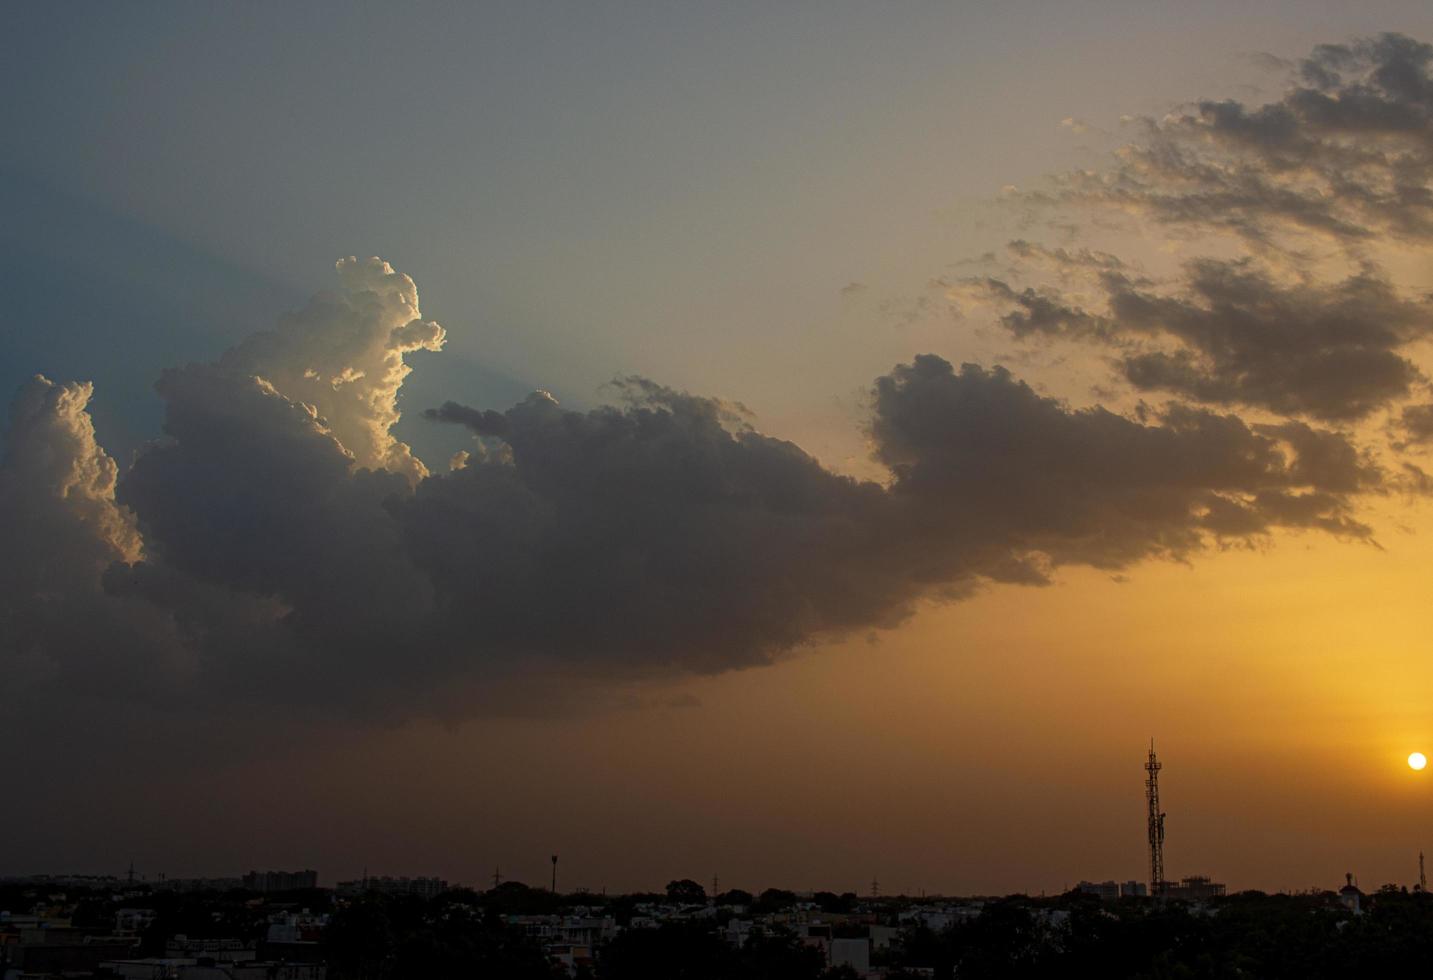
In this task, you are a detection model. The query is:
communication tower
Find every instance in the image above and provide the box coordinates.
[1146,740,1166,896]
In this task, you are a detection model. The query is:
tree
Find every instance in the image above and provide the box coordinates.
[665,879,708,904]
[596,920,734,979]
[753,888,797,913]
[813,891,856,914]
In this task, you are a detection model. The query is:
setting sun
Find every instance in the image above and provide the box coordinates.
[1410,753,1427,771]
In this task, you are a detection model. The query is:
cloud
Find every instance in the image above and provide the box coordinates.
[424,401,510,437]
[1,375,142,577]
[0,376,213,708]
[869,357,1380,566]
[964,256,1432,420]
[416,357,1382,679]
[0,260,1397,729]
[1394,402,1433,450]
[216,256,445,483]
[406,381,901,675]
[1035,33,1433,249]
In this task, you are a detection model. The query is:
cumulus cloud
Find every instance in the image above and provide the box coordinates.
[413,355,1383,679]
[215,256,445,483]
[869,357,1380,562]
[0,376,209,706]
[0,259,1400,728]
[1,376,142,578]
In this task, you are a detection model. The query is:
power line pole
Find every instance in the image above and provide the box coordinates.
[551,855,558,894]
[1421,852,1427,893]
[1146,739,1166,897]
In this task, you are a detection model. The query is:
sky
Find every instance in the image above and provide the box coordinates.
[6,2,1433,896]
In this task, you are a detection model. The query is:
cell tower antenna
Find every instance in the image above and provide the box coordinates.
[551,854,558,894]
[871,875,879,899]
[1146,739,1166,896]
[492,866,502,889]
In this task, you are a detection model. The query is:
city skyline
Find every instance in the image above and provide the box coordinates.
[6,3,1433,899]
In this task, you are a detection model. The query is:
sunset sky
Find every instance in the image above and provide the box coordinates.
[6,3,1433,897]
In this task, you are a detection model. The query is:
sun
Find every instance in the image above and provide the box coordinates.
[1409,752,1427,771]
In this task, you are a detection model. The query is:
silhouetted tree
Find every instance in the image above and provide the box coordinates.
[665,879,708,904]
[813,891,857,914]
[753,888,797,913]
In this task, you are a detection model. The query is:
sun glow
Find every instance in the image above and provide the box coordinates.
[1409,752,1427,771]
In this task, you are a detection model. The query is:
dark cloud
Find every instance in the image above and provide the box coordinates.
[965,275,1113,341]
[966,255,1431,420]
[869,357,1379,567]
[1396,402,1433,448]
[1110,261,1429,420]
[0,262,1397,731]
[955,32,1433,453]
[1039,33,1433,247]
[424,400,510,437]
[406,383,900,674]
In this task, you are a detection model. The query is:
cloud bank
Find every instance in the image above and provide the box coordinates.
[0,258,1395,725]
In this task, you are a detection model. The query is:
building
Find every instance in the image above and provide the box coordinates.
[830,937,871,976]
[2,939,140,976]
[166,937,256,962]
[1163,876,1226,901]
[335,875,448,899]
[266,911,328,945]
[1121,881,1148,898]
[153,876,245,893]
[545,943,594,977]
[101,958,326,979]
[116,909,157,935]
[243,870,318,892]
[1076,880,1122,901]
[1338,873,1363,914]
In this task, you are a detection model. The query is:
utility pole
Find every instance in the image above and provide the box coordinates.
[551,854,558,894]
[1421,852,1427,893]
[1146,740,1166,897]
